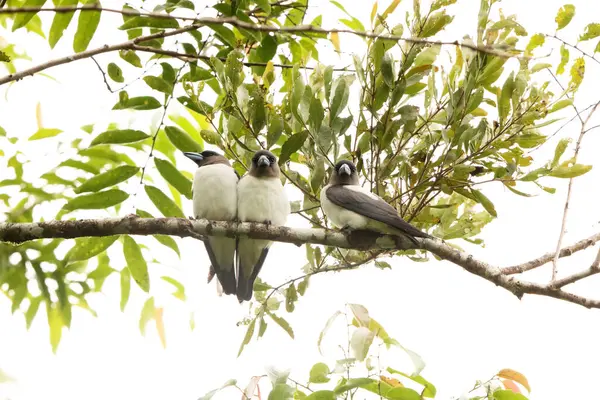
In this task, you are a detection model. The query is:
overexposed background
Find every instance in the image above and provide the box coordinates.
[1,0,600,399]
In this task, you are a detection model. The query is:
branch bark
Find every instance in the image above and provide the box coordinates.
[0,8,528,86]
[2,217,600,309]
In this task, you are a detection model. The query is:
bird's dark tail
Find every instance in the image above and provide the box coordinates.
[203,240,236,295]
[236,248,269,303]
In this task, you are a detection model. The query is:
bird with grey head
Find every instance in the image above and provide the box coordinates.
[184,150,239,296]
[236,150,290,302]
[320,159,432,246]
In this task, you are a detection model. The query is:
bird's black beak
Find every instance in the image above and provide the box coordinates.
[184,152,204,164]
[339,164,351,176]
[257,155,270,167]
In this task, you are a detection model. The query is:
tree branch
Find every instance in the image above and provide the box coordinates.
[0,7,527,58]
[0,23,202,85]
[2,217,600,309]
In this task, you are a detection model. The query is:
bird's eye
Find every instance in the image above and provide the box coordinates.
[269,156,275,163]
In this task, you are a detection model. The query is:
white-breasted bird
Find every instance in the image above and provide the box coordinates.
[236,150,290,302]
[320,160,431,246]
[184,150,239,295]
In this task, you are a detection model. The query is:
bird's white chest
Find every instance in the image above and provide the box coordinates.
[238,175,289,225]
[320,184,369,229]
[192,164,238,220]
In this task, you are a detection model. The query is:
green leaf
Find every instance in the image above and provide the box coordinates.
[305,391,335,400]
[267,311,294,338]
[309,97,324,133]
[380,52,395,88]
[144,76,173,94]
[29,128,62,140]
[108,63,124,83]
[119,50,142,67]
[73,1,102,53]
[569,57,585,90]
[12,0,47,31]
[119,16,179,30]
[267,116,284,149]
[123,235,150,292]
[113,96,162,110]
[139,297,155,334]
[268,384,294,400]
[334,378,375,394]
[153,235,181,257]
[238,318,256,356]
[120,267,131,311]
[526,33,545,54]
[386,368,437,398]
[317,311,342,354]
[49,0,78,48]
[330,76,349,120]
[493,391,528,400]
[531,63,552,73]
[47,306,63,353]
[549,163,592,178]
[552,138,570,167]
[420,10,453,37]
[557,45,569,75]
[66,236,119,262]
[549,99,573,113]
[350,327,374,361]
[471,189,497,217]
[414,45,440,67]
[64,189,129,210]
[556,4,575,31]
[145,185,185,217]
[75,165,139,193]
[580,23,600,41]
[91,129,149,146]
[279,131,308,165]
[207,24,237,47]
[161,276,186,300]
[164,126,203,152]
[498,72,514,123]
[309,363,330,383]
[386,387,422,400]
[255,0,271,14]
[154,158,192,199]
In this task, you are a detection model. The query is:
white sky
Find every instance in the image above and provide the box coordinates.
[2,0,600,399]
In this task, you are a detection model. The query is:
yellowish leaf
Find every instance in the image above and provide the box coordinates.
[382,0,401,19]
[497,369,530,392]
[154,307,166,348]
[380,375,403,387]
[502,379,521,393]
[330,32,340,53]
[371,1,378,24]
[36,102,43,129]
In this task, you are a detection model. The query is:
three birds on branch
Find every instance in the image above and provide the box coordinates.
[184,150,432,303]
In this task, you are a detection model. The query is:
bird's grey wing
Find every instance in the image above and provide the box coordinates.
[325,185,431,239]
[203,237,236,295]
[236,241,269,302]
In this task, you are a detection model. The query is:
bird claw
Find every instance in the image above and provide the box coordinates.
[263,220,272,226]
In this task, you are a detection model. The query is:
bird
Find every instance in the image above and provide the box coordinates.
[320,160,431,246]
[184,150,239,295]
[236,150,290,302]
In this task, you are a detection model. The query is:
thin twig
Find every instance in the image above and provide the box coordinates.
[0,23,202,85]
[552,247,600,288]
[551,101,600,281]
[502,232,600,274]
[0,7,528,58]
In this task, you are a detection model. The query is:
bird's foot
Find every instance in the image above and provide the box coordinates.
[263,220,272,226]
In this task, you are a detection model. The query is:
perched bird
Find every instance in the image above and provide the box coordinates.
[236,150,290,302]
[184,150,239,295]
[320,160,431,246]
